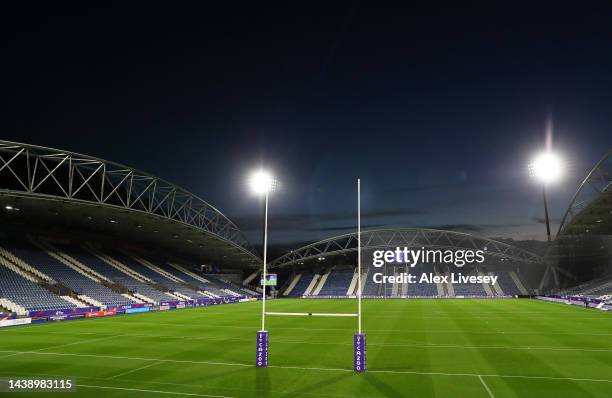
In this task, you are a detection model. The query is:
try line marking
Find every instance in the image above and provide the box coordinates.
[1,349,611,384]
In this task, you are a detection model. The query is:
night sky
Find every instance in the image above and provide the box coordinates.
[3,3,612,251]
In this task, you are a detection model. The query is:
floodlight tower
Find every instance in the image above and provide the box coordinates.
[250,170,276,368]
[529,152,563,241]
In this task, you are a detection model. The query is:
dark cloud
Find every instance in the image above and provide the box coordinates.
[420,224,486,232]
[234,208,424,232]
[531,216,562,224]
[304,224,386,232]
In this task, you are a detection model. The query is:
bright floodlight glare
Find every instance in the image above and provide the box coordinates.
[529,152,563,184]
[249,170,275,194]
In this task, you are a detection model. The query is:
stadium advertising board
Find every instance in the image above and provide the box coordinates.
[85,309,116,318]
[113,303,153,311]
[0,313,16,321]
[28,307,100,320]
[125,307,150,314]
[3,297,249,328]
[0,318,32,328]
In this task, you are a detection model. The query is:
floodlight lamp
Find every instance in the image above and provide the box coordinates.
[249,170,276,195]
[529,152,563,184]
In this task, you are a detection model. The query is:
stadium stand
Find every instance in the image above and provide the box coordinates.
[287,273,315,297]
[48,244,172,304]
[448,270,487,296]
[362,269,381,296]
[318,268,354,296]
[163,263,228,298]
[281,265,538,298]
[107,251,201,300]
[409,276,442,296]
[1,231,545,318]
[203,274,251,296]
[495,272,522,295]
[0,259,75,313]
[561,275,612,298]
[7,240,135,307]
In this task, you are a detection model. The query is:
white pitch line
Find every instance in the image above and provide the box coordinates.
[1,350,612,384]
[108,321,612,336]
[109,360,161,379]
[5,328,612,344]
[4,323,612,337]
[77,384,234,398]
[478,375,495,398]
[0,334,119,359]
[1,333,612,354]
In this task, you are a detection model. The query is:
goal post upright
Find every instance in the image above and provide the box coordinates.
[256,189,270,368]
[354,178,366,373]
[358,178,362,334]
[261,189,269,332]
[251,171,275,369]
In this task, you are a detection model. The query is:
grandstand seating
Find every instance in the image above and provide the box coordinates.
[108,251,202,299]
[587,281,612,296]
[318,269,354,295]
[561,275,612,298]
[362,270,381,296]
[288,274,315,297]
[204,274,251,296]
[450,270,487,296]
[408,274,441,296]
[0,262,75,312]
[10,242,135,307]
[0,233,552,317]
[54,245,172,304]
[289,267,534,297]
[495,272,521,295]
[160,264,227,297]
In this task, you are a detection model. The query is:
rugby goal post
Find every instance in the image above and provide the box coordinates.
[255,179,366,373]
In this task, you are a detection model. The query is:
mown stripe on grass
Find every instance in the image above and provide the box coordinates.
[2,350,612,384]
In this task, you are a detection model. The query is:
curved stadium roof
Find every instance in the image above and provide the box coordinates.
[269,227,545,268]
[558,150,612,236]
[0,140,260,268]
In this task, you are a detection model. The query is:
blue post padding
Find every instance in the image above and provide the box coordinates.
[354,333,366,372]
[256,331,269,367]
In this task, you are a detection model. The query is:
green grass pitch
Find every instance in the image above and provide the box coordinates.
[0,298,611,397]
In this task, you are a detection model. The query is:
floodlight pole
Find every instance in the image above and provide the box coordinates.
[542,185,551,242]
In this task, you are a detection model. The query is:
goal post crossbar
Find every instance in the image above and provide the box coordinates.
[265,311,358,317]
